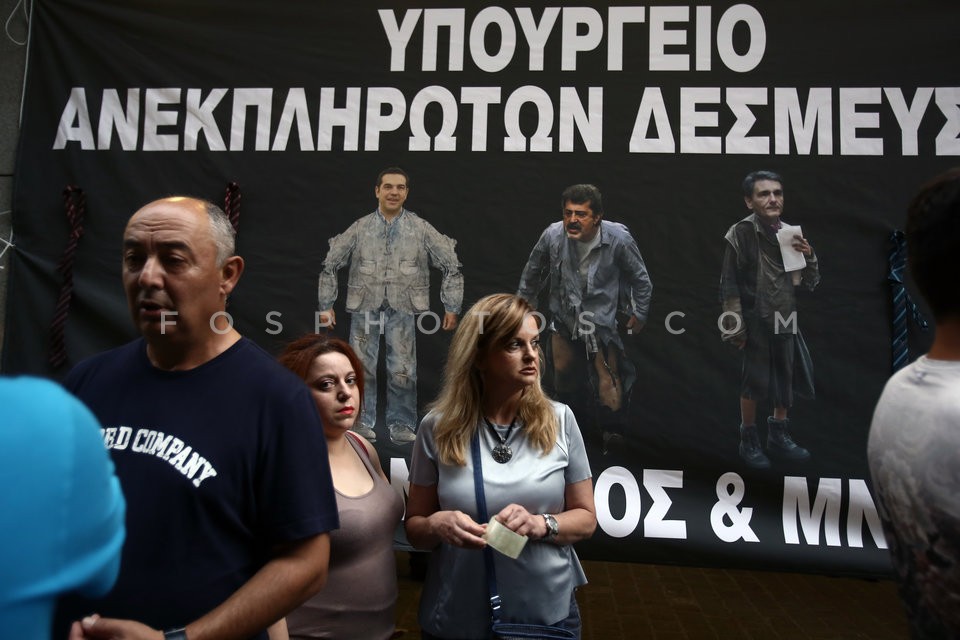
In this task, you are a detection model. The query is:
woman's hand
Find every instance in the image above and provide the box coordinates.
[428,510,487,549]
[494,504,548,539]
[407,482,487,550]
[492,480,598,546]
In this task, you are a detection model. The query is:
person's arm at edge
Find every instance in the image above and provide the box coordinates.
[516,227,552,304]
[76,533,330,640]
[318,222,360,318]
[405,482,443,549]
[267,618,289,640]
[182,532,331,640]
[619,232,652,328]
[797,237,820,291]
[549,478,597,546]
[719,240,747,345]
[424,225,464,324]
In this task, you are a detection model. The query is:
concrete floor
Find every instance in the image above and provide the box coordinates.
[393,552,910,639]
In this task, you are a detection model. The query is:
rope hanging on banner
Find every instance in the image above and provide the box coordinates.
[224,181,241,233]
[887,229,929,373]
[4,0,30,46]
[49,185,86,370]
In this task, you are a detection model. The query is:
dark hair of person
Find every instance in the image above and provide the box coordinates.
[561,184,604,217]
[376,166,410,188]
[905,167,960,320]
[278,333,365,412]
[742,170,784,197]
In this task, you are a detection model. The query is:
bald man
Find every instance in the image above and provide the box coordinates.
[58,197,340,640]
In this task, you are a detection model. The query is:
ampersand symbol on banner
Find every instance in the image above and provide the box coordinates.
[710,472,759,543]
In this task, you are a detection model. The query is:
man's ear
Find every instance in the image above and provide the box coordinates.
[220,256,245,296]
[744,196,753,211]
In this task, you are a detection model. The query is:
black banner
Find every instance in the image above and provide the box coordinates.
[7,0,957,576]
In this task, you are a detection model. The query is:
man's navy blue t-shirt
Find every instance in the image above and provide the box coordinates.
[56,337,339,637]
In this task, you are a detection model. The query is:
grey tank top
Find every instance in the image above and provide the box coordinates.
[287,434,405,639]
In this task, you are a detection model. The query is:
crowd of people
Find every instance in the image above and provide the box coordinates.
[1,165,957,639]
[0,173,598,640]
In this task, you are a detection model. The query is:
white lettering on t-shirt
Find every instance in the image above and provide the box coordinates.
[107,427,219,488]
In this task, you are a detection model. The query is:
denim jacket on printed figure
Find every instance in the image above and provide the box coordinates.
[318,209,464,315]
[517,220,652,350]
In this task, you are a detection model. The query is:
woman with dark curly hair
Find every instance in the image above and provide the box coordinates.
[277,334,403,640]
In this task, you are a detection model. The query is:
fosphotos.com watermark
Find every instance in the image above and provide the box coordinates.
[157,309,801,337]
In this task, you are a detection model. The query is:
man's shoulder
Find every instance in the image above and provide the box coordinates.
[601,220,637,240]
[724,215,757,243]
[402,210,462,243]
[399,209,433,228]
[336,210,380,232]
[222,338,310,394]
[870,360,931,420]
[78,338,144,365]
[351,211,381,227]
[730,214,757,231]
[65,339,145,389]
[66,338,303,398]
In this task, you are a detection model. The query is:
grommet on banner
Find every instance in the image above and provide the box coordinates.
[49,185,86,369]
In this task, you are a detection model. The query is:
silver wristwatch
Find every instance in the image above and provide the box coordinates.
[541,513,559,540]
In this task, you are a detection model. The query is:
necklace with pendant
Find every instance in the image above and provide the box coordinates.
[483,416,517,463]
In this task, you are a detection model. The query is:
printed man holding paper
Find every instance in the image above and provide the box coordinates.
[719,170,821,469]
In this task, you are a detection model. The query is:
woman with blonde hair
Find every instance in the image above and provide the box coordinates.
[406,293,596,639]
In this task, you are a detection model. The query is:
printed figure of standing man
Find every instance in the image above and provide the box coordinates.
[720,170,820,469]
[318,167,464,445]
[518,184,652,452]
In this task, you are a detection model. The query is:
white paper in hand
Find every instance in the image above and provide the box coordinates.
[484,517,528,559]
[776,224,807,272]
